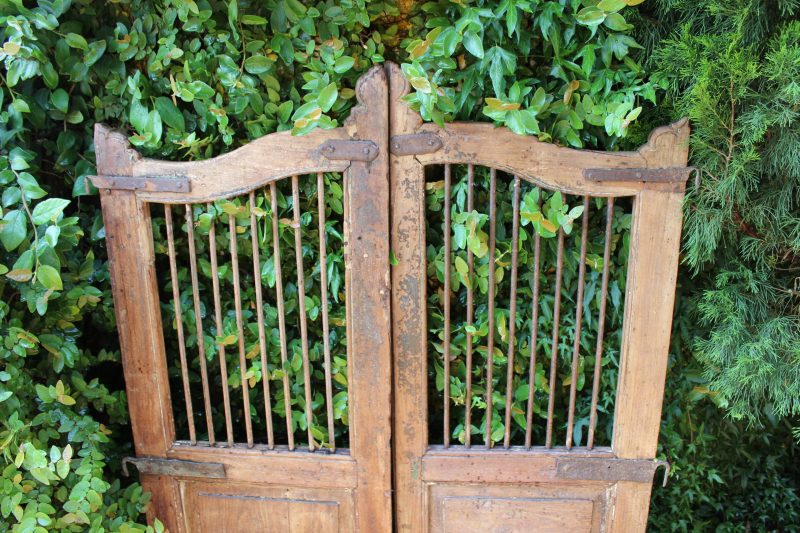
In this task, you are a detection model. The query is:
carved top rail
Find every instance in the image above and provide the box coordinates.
[91,64,690,202]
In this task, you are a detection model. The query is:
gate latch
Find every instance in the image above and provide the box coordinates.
[122,457,226,479]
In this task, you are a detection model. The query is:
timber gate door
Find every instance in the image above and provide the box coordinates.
[92,64,690,533]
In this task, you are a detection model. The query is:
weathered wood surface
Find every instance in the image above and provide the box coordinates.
[95,125,185,532]
[386,59,690,533]
[388,62,429,533]
[95,61,690,532]
[413,118,690,196]
[342,64,393,533]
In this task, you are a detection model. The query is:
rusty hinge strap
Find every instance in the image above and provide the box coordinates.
[91,175,191,193]
[390,133,443,156]
[583,167,694,183]
[320,140,378,162]
[555,457,665,484]
[122,457,226,479]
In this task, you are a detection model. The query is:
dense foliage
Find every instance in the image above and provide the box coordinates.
[0,0,798,531]
[635,0,800,529]
[424,170,629,447]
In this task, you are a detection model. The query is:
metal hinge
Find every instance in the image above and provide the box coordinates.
[390,133,442,156]
[319,140,379,162]
[122,457,226,479]
[583,167,695,183]
[90,175,191,193]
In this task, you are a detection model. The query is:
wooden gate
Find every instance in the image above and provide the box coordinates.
[92,64,689,532]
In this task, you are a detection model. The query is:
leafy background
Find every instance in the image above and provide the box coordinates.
[0,0,798,531]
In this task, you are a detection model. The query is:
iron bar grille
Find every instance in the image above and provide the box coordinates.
[151,173,348,453]
[425,164,629,450]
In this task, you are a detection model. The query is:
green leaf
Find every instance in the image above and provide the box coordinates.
[32,198,70,225]
[17,172,46,199]
[129,99,148,133]
[37,264,63,291]
[50,89,70,114]
[241,14,268,25]
[462,31,484,58]
[1,210,27,251]
[603,13,631,31]
[333,56,355,74]
[597,0,627,12]
[155,97,185,130]
[65,33,89,51]
[317,83,338,113]
[244,55,273,74]
[576,7,606,26]
[84,40,107,66]
[530,87,547,113]
[187,81,214,99]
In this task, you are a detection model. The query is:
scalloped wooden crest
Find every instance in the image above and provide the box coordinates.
[92,62,690,200]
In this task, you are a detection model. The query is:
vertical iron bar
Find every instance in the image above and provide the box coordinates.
[185,205,215,444]
[443,164,452,448]
[292,175,316,451]
[249,191,275,449]
[316,172,336,451]
[270,184,295,450]
[229,211,254,447]
[545,228,565,448]
[588,197,615,449]
[566,196,590,449]
[164,204,196,445]
[524,191,543,448]
[503,176,521,448]
[464,164,475,448]
[207,203,234,446]
[485,168,497,448]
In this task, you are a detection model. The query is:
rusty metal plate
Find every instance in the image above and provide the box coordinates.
[390,133,442,156]
[583,167,694,183]
[319,139,379,161]
[555,457,662,483]
[122,457,226,479]
[91,175,191,192]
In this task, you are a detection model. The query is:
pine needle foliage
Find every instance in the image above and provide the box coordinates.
[642,1,800,430]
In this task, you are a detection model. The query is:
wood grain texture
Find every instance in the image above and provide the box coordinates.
[342,65,393,533]
[441,497,594,533]
[181,481,353,532]
[414,119,689,196]
[92,125,351,203]
[388,62,429,533]
[428,483,611,533]
[167,444,357,488]
[608,118,689,531]
[95,124,184,532]
[421,447,614,484]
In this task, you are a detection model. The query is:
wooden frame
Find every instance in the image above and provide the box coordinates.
[94,66,392,532]
[94,62,689,532]
[387,62,688,532]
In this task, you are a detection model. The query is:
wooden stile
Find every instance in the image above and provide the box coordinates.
[92,63,689,533]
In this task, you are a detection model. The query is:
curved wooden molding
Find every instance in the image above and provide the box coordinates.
[412,119,690,197]
[91,65,390,204]
[93,62,690,203]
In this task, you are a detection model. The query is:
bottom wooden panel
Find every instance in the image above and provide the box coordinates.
[180,481,354,532]
[442,497,594,533]
[429,482,613,533]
